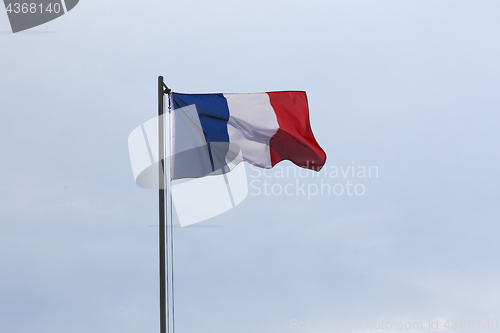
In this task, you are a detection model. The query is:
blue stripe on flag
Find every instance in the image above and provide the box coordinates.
[172,93,231,173]
[172,93,230,143]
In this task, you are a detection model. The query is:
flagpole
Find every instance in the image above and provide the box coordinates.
[166,85,175,333]
[158,76,167,333]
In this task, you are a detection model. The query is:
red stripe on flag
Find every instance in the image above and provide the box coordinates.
[268,91,327,171]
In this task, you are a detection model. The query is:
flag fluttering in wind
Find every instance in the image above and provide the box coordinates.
[171,91,326,179]
[128,89,327,226]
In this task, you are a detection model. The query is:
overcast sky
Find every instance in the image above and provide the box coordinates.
[1,1,500,333]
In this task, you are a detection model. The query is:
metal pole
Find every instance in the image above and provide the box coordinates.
[167,91,175,333]
[158,76,167,333]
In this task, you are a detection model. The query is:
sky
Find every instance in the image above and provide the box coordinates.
[1,1,500,332]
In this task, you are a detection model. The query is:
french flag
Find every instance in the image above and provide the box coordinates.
[170,91,326,179]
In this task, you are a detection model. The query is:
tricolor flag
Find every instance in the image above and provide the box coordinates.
[129,89,326,226]
[171,91,326,179]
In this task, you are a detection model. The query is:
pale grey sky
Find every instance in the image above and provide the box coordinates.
[1,1,500,333]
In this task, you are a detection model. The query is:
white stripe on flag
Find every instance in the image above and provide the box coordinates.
[224,93,279,168]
